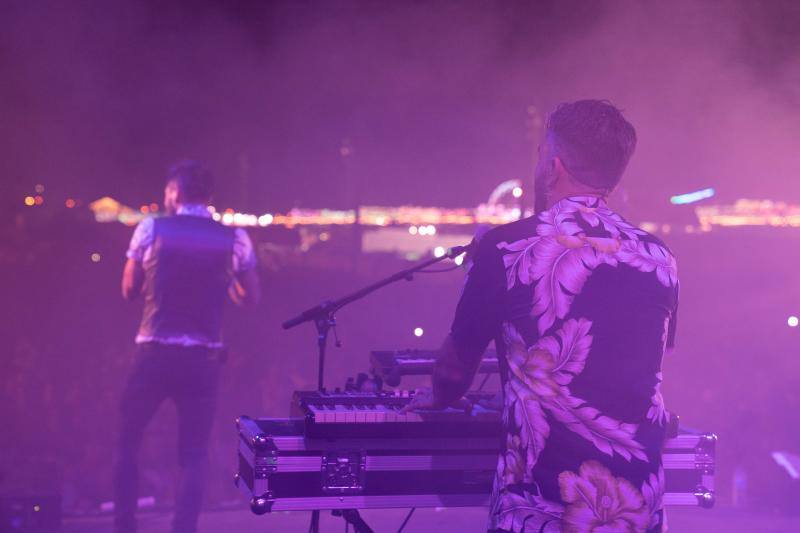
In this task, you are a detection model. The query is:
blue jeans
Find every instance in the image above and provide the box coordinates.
[113,343,223,533]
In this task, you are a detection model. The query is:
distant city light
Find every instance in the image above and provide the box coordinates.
[90,253,101,263]
[258,214,274,227]
[375,216,386,226]
[433,246,446,258]
[512,187,523,198]
[65,199,76,208]
[24,196,35,206]
[418,225,429,236]
[789,316,799,328]
[414,327,424,337]
[670,188,716,205]
[427,225,436,235]
[222,213,234,225]
[408,226,418,235]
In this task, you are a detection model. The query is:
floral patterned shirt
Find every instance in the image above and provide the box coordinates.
[450,196,678,533]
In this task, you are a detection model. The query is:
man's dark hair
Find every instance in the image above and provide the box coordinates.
[167,160,214,203]
[546,100,637,191]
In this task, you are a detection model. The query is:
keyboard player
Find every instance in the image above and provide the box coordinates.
[403,100,678,533]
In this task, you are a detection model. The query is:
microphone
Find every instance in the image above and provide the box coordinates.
[447,224,489,264]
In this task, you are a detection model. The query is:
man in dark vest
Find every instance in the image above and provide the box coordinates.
[114,160,260,533]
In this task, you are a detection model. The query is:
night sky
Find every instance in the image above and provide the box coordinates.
[2,0,799,221]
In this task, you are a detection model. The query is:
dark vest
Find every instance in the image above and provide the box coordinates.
[138,215,235,346]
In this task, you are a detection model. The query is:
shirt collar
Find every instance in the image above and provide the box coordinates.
[552,194,608,210]
[176,203,212,218]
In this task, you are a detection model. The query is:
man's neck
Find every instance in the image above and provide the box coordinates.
[546,190,606,210]
[175,203,211,217]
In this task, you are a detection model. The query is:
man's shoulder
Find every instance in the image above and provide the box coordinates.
[625,223,677,259]
[479,216,539,251]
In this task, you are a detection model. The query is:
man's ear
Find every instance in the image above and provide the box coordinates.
[552,156,570,184]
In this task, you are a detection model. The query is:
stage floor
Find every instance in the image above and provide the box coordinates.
[63,504,800,532]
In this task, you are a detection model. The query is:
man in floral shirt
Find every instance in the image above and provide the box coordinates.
[409,100,677,532]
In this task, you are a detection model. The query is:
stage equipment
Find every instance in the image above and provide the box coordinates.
[282,244,472,391]
[235,399,716,522]
[370,349,499,387]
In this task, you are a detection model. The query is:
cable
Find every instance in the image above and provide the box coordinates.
[416,265,461,274]
[396,508,416,533]
[477,372,491,391]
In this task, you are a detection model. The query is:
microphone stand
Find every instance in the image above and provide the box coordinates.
[282,243,470,391]
[282,244,470,533]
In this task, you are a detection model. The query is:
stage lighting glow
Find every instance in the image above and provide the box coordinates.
[512,187,523,198]
[222,213,234,225]
[91,253,101,263]
[65,199,76,208]
[212,212,221,222]
[414,327,424,337]
[789,316,799,328]
[670,188,715,205]
[258,214,274,227]
[433,246,446,258]
[24,196,35,206]
[454,253,465,266]
[418,226,429,236]
[408,226,418,235]
[427,225,437,235]
[34,195,44,205]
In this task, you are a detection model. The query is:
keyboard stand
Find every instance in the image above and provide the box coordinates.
[332,509,375,533]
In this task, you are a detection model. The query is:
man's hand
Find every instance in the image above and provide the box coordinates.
[229,268,261,306]
[399,387,442,414]
[121,258,144,301]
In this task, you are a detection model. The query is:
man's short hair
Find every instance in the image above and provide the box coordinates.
[167,160,214,203]
[546,100,637,191]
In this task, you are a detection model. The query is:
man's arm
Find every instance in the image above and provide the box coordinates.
[122,218,152,301]
[404,235,504,412]
[229,228,261,306]
[229,267,260,306]
[121,258,145,300]
[431,334,485,407]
